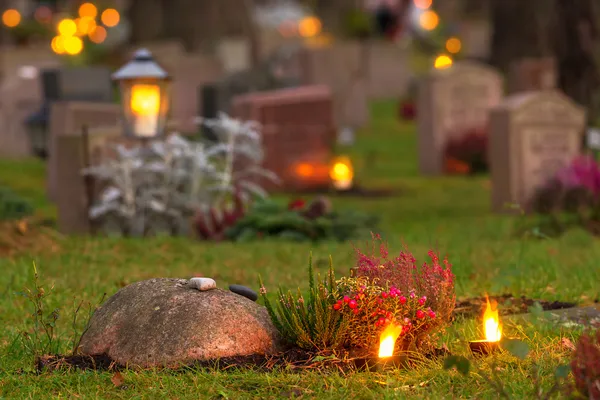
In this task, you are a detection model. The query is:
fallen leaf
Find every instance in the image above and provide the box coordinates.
[111,371,125,388]
[15,220,28,235]
[561,337,576,352]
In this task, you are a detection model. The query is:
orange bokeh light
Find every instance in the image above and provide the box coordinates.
[2,9,21,28]
[419,10,439,31]
[89,26,107,44]
[101,8,120,27]
[445,37,462,54]
[78,2,98,19]
[298,16,322,38]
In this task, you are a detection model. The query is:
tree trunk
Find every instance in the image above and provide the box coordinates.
[126,0,165,44]
[489,0,553,73]
[552,0,600,121]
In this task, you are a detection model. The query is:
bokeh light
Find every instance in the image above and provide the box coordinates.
[298,16,322,38]
[78,2,98,19]
[295,163,314,178]
[101,8,120,27]
[419,10,439,31]
[445,37,462,54]
[77,16,97,35]
[34,6,53,24]
[89,26,107,44]
[57,18,77,36]
[434,54,453,69]
[2,9,21,28]
[414,0,432,10]
[51,36,65,54]
[63,36,83,55]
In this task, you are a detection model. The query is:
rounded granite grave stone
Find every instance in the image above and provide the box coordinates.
[78,278,282,368]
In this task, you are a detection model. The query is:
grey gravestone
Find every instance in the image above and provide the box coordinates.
[44,67,113,102]
[26,67,113,157]
[199,45,302,117]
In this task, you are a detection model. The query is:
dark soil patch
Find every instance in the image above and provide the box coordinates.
[453,294,578,320]
[35,346,451,373]
[292,184,400,198]
[36,353,117,372]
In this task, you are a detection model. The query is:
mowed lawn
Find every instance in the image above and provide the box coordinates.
[0,101,598,399]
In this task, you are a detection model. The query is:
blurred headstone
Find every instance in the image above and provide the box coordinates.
[418,61,503,175]
[232,85,336,191]
[490,91,586,212]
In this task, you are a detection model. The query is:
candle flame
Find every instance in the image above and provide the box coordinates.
[130,84,160,116]
[329,156,354,190]
[484,296,502,342]
[378,323,402,358]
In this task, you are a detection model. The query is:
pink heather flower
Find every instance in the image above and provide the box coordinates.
[418,296,427,305]
[416,310,426,319]
[410,291,416,299]
[399,296,407,304]
[343,296,350,303]
[428,310,436,318]
[349,300,357,309]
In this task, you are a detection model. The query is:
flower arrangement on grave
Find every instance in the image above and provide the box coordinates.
[218,197,379,243]
[519,155,600,237]
[82,113,279,237]
[259,234,455,359]
[443,127,489,175]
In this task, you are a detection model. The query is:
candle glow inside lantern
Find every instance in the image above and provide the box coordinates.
[470,297,502,355]
[112,48,171,139]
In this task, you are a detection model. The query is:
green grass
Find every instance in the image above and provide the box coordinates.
[0,100,597,399]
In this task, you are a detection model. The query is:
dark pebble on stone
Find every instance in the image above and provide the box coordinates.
[229,284,258,302]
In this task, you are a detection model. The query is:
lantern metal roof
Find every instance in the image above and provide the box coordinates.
[112,48,170,81]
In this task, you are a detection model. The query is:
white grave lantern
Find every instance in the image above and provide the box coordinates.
[112,49,171,139]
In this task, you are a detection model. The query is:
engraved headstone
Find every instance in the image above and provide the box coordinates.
[490,90,586,212]
[417,61,503,175]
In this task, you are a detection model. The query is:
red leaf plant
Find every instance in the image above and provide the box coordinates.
[444,127,489,175]
[570,329,600,399]
[193,189,246,241]
[334,234,455,352]
[287,198,306,211]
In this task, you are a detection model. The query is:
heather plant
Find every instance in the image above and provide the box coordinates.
[570,329,600,399]
[258,255,349,351]
[333,275,436,351]
[352,235,455,333]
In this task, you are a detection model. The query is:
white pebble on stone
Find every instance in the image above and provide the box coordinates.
[188,277,216,291]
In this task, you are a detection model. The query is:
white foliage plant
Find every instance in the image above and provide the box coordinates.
[82,113,280,237]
